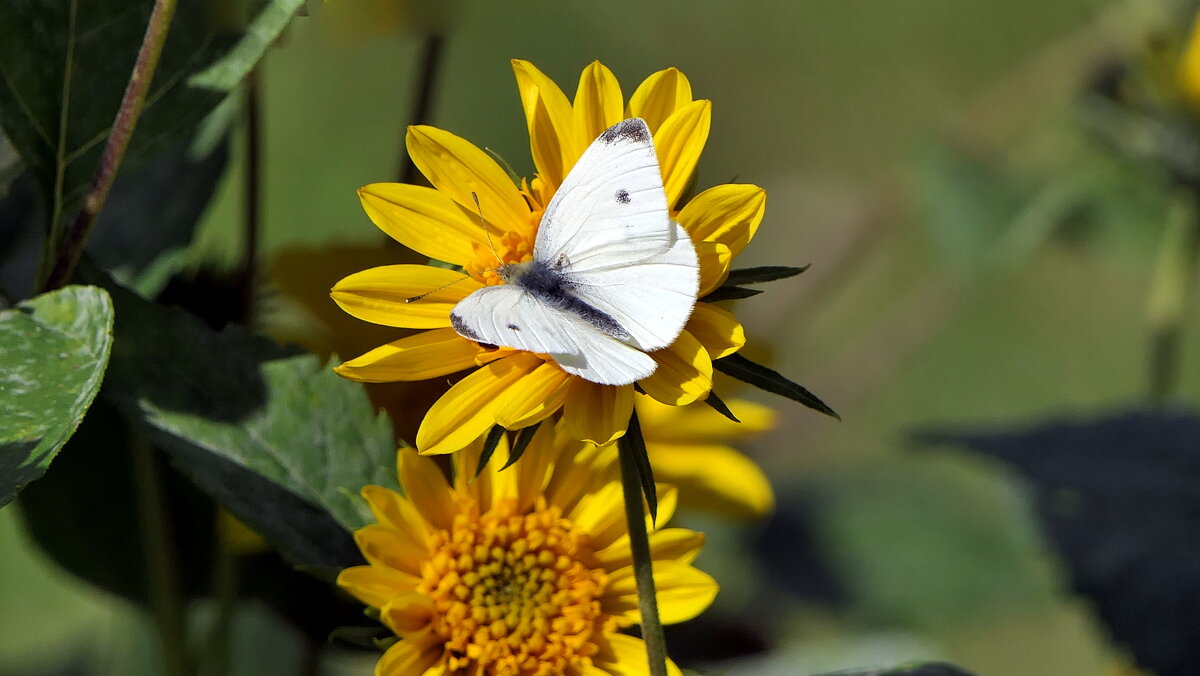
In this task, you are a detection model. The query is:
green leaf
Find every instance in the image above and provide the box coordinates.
[0,0,303,226]
[90,272,397,568]
[0,285,112,506]
[713,353,839,419]
[724,265,809,285]
[700,286,763,302]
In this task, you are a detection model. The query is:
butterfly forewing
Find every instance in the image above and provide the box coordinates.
[447,117,700,385]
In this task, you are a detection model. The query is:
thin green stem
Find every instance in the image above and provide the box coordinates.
[131,435,188,676]
[239,69,263,322]
[398,33,445,184]
[38,0,77,285]
[1146,189,1200,405]
[199,524,239,676]
[40,0,179,292]
[617,421,669,676]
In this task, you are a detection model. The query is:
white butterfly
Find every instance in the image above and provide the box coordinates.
[449,117,700,386]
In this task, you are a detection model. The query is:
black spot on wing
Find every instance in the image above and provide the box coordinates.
[507,323,520,331]
[599,118,650,145]
[450,312,482,341]
[615,188,631,204]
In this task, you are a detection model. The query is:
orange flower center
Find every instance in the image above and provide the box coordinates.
[419,500,613,676]
[466,231,535,286]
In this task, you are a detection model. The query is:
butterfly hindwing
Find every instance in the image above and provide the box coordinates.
[450,284,657,385]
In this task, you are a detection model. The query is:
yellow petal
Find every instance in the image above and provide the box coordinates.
[648,443,775,520]
[561,380,634,445]
[416,352,545,454]
[639,397,776,444]
[676,184,766,257]
[361,485,433,555]
[406,125,532,236]
[594,527,706,568]
[685,303,744,360]
[357,183,486,266]
[354,525,424,574]
[594,633,683,676]
[331,265,481,329]
[654,100,711,209]
[380,591,436,636]
[374,633,442,676]
[397,449,456,530]
[335,329,483,382]
[576,484,678,553]
[627,67,693,132]
[494,361,572,429]
[603,560,718,625]
[512,59,581,191]
[695,241,731,298]
[337,565,419,609]
[511,422,559,513]
[573,61,624,143]
[638,331,712,406]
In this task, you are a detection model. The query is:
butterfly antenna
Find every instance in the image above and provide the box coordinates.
[471,192,504,268]
[405,275,471,303]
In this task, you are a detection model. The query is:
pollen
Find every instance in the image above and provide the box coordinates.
[467,231,535,286]
[419,499,613,675]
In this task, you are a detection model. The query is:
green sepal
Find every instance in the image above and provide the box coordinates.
[700,286,763,302]
[713,353,839,420]
[475,424,506,478]
[501,421,542,471]
[724,265,809,285]
[702,390,741,423]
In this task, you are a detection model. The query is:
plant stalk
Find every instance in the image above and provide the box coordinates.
[131,435,188,676]
[398,33,445,184]
[618,425,669,676]
[41,0,179,292]
[1147,189,1200,405]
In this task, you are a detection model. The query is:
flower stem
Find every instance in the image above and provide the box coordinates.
[1146,188,1200,405]
[40,0,178,292]
[239,68,263,322]
[618,416,669,676]
[398,33,445,184]
[130,434,188,676]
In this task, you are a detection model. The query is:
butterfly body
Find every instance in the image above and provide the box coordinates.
[449,118,699,385]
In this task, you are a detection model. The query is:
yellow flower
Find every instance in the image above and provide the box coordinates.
[1181,11,1200,110]
[332,60,764,454]
[338,429,717,675]
[639,396,777,520]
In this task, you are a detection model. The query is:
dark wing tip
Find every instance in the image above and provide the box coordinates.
[599,118,651,145]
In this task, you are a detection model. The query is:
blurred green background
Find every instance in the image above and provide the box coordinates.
[5,0,1198,673]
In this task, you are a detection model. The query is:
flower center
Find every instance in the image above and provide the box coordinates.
[420,500,612,675]
[466,231,535,286]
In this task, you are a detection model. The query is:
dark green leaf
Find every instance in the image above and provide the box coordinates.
[475,424,506,477]
[17,398,217,605]
[713,353,839,419]
[89,271,396,568]
[700,286,763,302]
[501,421,542,471]
[619,411,657,522]
[0,285,112,506]
[918,410,1200,676]
[701,390,740,423]
[0,132,231,300]
[724,265,809,285]
[0,0,303,226]
[809,663,977,676]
